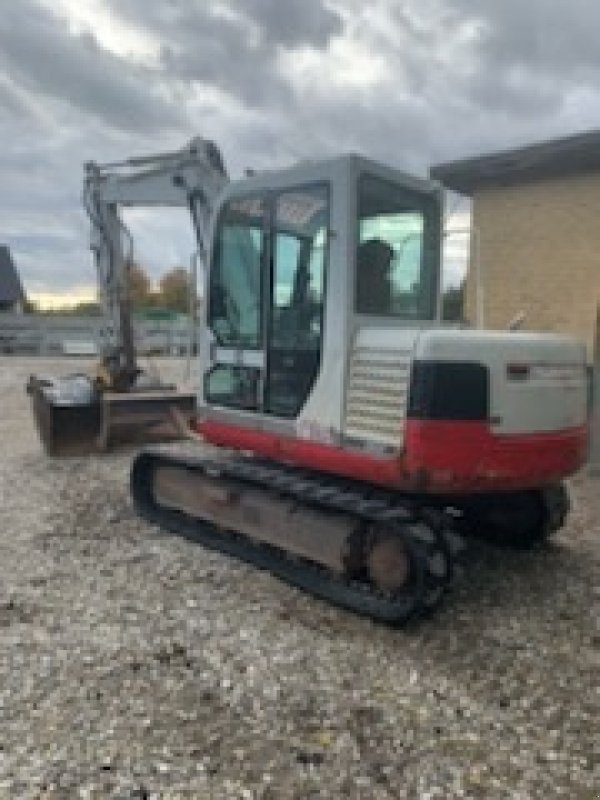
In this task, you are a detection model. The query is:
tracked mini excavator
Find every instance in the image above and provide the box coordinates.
[28,138,228,455]
[128,142,590,623]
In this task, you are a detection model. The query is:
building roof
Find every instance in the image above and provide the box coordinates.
[0,245,26,306]
[430,130,600,195]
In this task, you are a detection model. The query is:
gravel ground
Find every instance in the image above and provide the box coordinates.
[0,356,598,800]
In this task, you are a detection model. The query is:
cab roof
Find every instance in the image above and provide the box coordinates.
[225,153,441,197]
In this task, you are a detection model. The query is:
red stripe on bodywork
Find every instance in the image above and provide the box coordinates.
[196,419,402,485]
[402,419,588,491]
[195,418,588,493]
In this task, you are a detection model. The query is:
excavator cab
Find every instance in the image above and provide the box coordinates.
[200,156,442,429]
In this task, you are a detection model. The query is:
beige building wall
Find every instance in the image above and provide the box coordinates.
[465,173,600,359]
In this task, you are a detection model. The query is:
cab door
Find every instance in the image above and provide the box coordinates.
[205,192,266,411]
[205,185,328,418]
[265,185,328,417]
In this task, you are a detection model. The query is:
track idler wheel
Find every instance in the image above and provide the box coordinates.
[458,483,570,548]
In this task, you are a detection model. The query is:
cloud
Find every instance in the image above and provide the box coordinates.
[449,0,600,79]
[2,0,600,299]
[0,0,186,133]
[231,0,343,47]
[105,0,343,110]
[0,76,37,122]
[111,0,343,50]
[442,0,600,135]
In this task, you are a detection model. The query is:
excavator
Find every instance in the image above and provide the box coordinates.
[31,136,590,623]
[128,138,589,624]
[27,137,227,455]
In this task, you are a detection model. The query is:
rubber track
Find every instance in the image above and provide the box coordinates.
[130,451,463,625]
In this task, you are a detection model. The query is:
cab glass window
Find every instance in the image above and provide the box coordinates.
[205,365,260,411]
[356,174,438,319]
[209,194,266,347]
[271,187,328,349]
[266,185,328,417]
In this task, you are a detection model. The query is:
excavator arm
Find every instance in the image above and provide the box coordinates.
[82,136,228,389]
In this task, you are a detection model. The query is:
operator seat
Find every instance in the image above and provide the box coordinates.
[356,238,394,315]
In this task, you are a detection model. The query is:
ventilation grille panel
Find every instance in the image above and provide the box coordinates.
[344,346,411,449]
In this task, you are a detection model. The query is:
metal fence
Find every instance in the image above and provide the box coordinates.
[0,313,193,357]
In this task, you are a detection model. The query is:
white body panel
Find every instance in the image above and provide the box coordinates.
[415,329,588,434]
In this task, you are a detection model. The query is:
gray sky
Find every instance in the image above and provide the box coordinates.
[1,0,598,305]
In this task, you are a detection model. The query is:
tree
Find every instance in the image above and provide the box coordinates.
[158,267,191,313]
[71,301,102,316]
[127,262,152,309]
[33,301,101,316]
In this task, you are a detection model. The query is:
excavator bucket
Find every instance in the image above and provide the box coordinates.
[27,375,196,457]
[28,376,102,457]
[96,390,196,450]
